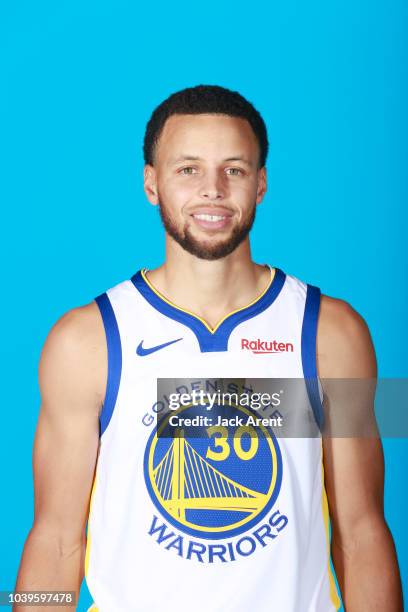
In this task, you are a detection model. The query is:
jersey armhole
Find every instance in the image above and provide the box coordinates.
[94,292,122,437]
[301,284,325,430]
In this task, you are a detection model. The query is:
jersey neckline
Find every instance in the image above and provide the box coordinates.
[131,264,286,353]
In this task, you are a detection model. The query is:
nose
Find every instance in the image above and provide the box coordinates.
[199,170,225,200]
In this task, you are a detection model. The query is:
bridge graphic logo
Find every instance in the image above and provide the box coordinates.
[144,402,283,539]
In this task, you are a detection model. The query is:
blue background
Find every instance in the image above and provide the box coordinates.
[1,1,406,610]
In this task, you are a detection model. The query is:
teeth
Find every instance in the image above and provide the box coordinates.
[194,214,226,222]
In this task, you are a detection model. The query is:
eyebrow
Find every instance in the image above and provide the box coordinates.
[170,155,254,167]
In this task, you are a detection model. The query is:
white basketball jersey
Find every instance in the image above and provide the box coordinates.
[84,264,341,612]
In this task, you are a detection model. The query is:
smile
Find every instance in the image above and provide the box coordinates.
[193,213,227,222]
[190,212,233,231]
[189,207,234,231]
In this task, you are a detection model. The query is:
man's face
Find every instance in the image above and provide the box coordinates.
[144,113,267,260]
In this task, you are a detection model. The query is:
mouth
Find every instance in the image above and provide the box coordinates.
[190,208,234,231]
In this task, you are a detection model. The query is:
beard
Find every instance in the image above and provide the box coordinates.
[157,199,257,261]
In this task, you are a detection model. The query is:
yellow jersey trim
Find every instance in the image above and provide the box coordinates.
[320,440,342,610]
[84,467,98,579]
[140,264,275,334]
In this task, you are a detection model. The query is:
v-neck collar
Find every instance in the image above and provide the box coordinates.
[131,264,286,352]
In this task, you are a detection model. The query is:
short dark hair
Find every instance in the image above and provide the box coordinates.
[143,84,268,168]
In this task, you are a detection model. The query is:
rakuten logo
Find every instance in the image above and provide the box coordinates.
[241,338,294,354]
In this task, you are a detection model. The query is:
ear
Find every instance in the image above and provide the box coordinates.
[255,166,267,204]
[144,164,159,205]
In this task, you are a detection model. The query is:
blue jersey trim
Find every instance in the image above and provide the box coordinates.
[301,284,324,430]
[131,267,286,353]
[95,293,122,436]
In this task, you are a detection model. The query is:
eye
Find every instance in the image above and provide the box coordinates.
[226,167,244,176]
[179,166,197,175]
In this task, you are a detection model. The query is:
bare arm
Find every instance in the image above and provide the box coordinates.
[318,296,403,611]
[14,303,106,610]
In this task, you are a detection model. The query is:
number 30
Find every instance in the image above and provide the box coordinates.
[206,425,258,461]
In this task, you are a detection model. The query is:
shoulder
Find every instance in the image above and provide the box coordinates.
[39,301,107,409]
[316,294,377,378]
[41,301,105,358]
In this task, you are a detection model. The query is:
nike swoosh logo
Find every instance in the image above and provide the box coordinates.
[136,337,183,356]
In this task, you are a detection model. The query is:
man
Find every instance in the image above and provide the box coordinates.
[15,85,403,611]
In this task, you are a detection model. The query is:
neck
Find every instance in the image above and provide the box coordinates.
[144,238,273,330]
